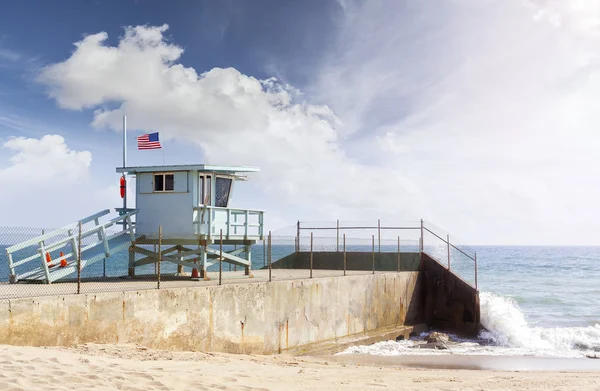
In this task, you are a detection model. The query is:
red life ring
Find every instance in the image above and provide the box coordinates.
[120,176,126,198]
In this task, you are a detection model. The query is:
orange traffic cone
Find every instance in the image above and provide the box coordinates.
[191,268,199,279]
[45,252,55,267]
[59,252,67,267]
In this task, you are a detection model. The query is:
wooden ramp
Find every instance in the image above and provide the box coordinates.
[5,209,137,284]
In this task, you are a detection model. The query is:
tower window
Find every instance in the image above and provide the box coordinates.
[154,173,174,192]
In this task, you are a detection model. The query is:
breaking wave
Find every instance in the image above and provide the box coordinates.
[338,292,600,358]
[479,292,600,354]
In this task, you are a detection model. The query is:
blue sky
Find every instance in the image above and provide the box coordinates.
[0,0,341,230]
[1,1,600,245]
[0,0,338,159]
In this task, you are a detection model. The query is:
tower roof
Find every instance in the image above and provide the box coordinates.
[116,164,259,175]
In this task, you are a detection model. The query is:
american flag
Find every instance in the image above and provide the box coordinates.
[137,132,161,150]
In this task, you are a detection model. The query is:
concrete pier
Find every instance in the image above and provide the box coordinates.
[0,271,423,354]
[0,249,480,354]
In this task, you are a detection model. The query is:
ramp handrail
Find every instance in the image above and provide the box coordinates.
[5,209,138,283]
[5,209,110,253]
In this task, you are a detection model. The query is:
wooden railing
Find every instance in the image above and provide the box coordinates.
[5,209,137,283]
[193,206,264,240]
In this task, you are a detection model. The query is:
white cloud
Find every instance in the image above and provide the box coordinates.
[34,2,600,244]
[309,0,600,244]
[0,135,121,227]
[0,48,20,63]
[0,134,91,183]
[36,24,423,231]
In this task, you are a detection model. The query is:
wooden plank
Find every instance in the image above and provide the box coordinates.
[134,255,197,269]
[205,247,249,267]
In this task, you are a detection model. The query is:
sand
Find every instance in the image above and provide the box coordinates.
[0,344,599,391]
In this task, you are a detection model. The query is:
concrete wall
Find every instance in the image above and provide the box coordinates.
[418,253,480,337]
[271,252,421,272]
[0,272,421,354]
[270,252,481,338]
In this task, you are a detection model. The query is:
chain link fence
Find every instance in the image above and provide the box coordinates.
[0,219,477,300]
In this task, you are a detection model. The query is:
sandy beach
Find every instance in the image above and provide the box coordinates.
[0,343,598,391]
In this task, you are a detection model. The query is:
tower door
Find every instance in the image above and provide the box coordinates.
[198,174,212,206]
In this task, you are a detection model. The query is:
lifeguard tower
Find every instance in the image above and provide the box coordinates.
[4,162,264,283]
[117,164,264,279]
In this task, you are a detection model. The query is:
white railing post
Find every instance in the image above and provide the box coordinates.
[234,212,238,236]
[245,210,249,239]
[227,209,231,239]
[100,226,110,257]
[95,218,102,242]
[69,229,79,266]
[7,251,15,281]
[38,241,51,284]
[126,215,135,241]
[208,207,213,239]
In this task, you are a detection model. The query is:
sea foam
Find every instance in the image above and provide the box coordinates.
[338,291,600,358]
[479,291,600,354]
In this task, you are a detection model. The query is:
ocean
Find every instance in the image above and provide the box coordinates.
[340,246,600,359]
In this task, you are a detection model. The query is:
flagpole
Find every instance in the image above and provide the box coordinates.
[122,115,127,211]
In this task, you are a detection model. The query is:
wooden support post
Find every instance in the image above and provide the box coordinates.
[219,229,223,285]
[310,232,313,279]
[128,245,135,277]
[77,222,82,294]
[343,233,346,276]
[177,245,184,275]
[245,244,252,277]
[157,226,162,289]
[200,245,209,280]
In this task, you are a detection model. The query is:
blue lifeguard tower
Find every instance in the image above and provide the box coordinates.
[4,163,264,283]
[117,163,264,279]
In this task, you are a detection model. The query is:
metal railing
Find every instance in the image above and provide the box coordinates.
[193,206,264,240]
[0,217,476,300]
[295,219,478,289]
